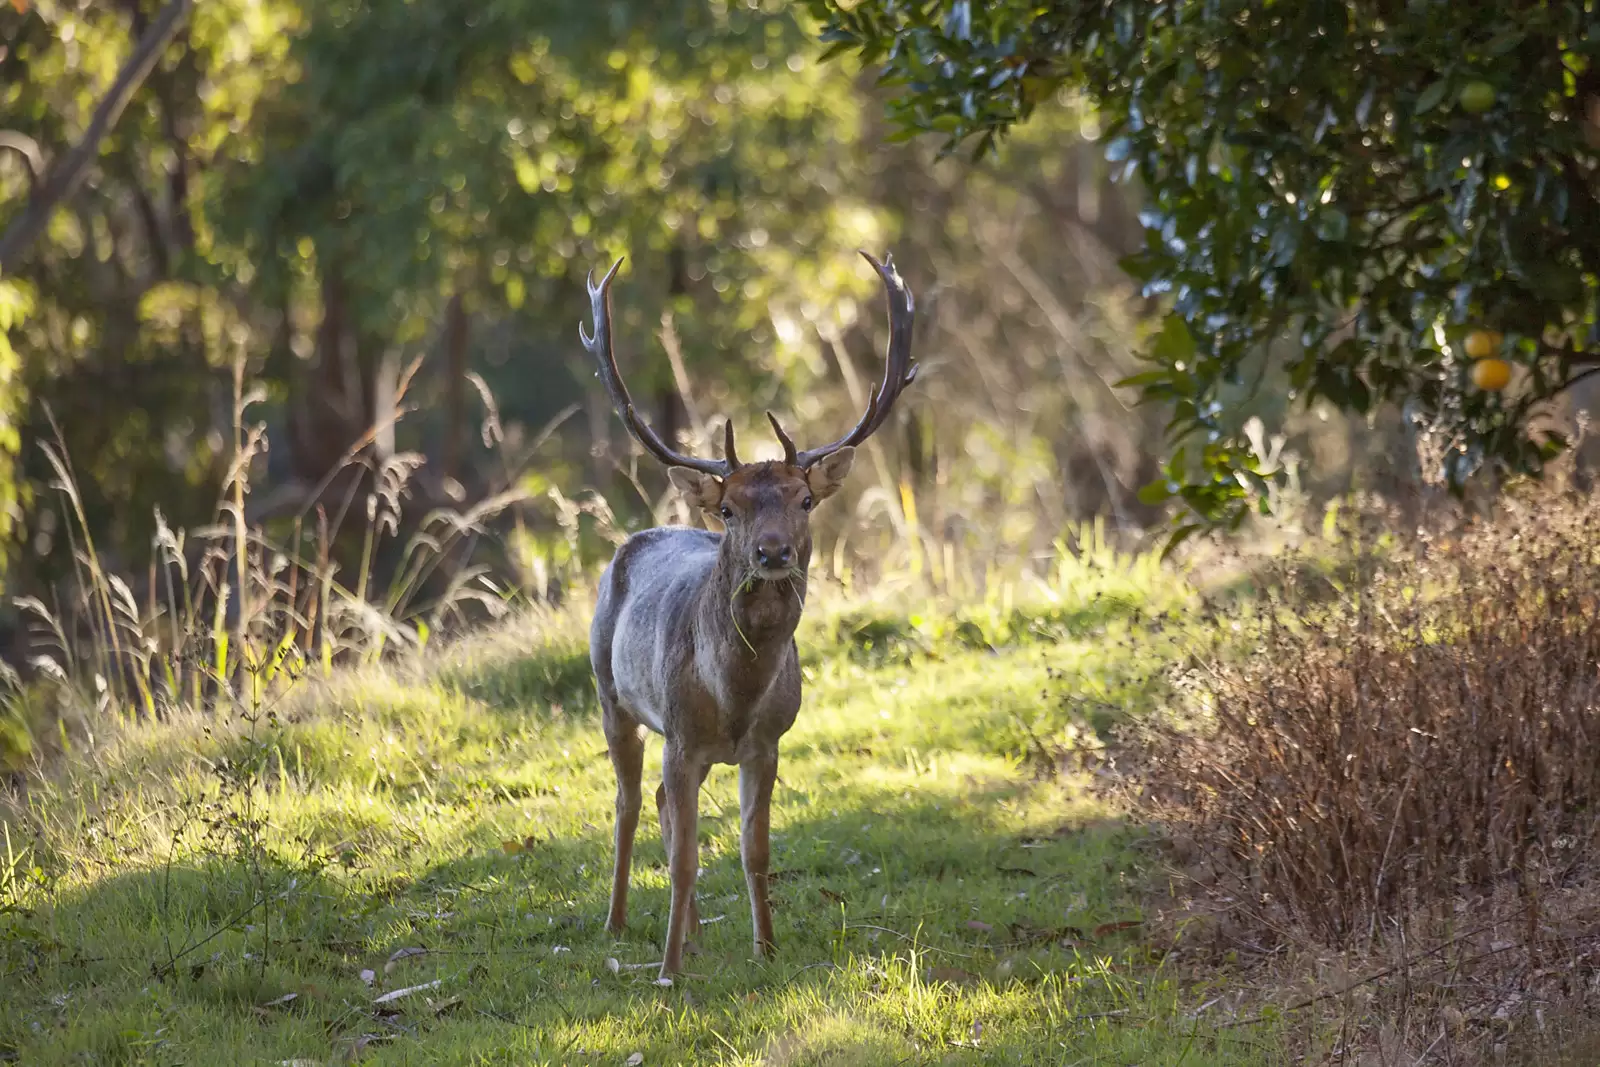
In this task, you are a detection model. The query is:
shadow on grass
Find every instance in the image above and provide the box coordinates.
[435,642,599,719]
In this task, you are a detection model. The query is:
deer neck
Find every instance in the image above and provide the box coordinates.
[694,538,809,677]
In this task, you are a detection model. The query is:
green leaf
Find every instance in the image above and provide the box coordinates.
[1485,29,1524,55]
[1137,478,1174,506]
[1150,313,1196,365]
[1414,78,1451,116]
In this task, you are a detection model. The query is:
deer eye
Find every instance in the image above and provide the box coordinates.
[720,504,733,520]
[801,495,813,512]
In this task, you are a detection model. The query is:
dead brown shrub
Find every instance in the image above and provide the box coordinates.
[1139,494,1600,950]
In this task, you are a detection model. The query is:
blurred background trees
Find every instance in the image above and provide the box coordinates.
[0,0,1510,637]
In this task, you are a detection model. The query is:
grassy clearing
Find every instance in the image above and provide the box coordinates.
[0,556,1274,1066]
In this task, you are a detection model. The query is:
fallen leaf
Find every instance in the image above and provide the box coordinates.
[500,839,523,855]
[259,992,299,1010]
[655,977,673,988]
[427,995,463,1017]
[358,968,376,987]
[1092,920,1142,938]
[818,888,845,905]
[384,946,427,974]
[965,919,993,932]
[626,1053,644,1066]
[605,957,621,974]
[279,1061,320,1067]
[995,866,1037,877]
[373,979,441,1005]
[340,1033,391,1064]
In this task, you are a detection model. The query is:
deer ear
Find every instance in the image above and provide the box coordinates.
[667,466,723,512]
[805,447,855,504]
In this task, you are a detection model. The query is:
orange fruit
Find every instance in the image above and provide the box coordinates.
[1471,358,1512,392]
[1463,329,1502,359]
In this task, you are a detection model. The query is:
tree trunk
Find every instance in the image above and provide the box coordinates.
[441,292,469,481]
[287,266,377,485]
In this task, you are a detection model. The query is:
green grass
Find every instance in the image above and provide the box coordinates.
[0,572,1275,1065]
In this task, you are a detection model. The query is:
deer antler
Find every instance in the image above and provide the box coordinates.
[772,250,918,470]
[579,257,736,477]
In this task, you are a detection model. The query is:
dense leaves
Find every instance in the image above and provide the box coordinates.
[814,0,1600,529]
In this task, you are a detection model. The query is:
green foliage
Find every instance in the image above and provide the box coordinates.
[813,0,1600,530]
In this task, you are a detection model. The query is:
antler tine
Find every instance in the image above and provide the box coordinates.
[579,256,732,478]
[722,418,740,468]
[793,250,919,469]
[766,411,799,466]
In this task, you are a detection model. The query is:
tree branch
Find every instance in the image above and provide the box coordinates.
[0,0,194,273]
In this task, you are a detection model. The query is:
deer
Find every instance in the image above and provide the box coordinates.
[579,251,917,980]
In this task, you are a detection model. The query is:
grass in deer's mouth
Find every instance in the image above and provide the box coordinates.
[0,582,1270,1065]
[728,565,808,654]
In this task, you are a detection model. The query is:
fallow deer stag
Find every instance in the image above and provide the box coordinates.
[581,251,916,979]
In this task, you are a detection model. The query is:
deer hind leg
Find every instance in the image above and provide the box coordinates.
[739,753,779,957]
[603,712,646,935]
[657,749,707,977]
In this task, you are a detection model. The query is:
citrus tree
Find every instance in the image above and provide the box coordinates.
[811,0,1600,536]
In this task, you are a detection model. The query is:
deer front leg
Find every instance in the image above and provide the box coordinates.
[655,779,705,934]
[739,752,779,957]
[603,717,645,934]
[659,748,704,978]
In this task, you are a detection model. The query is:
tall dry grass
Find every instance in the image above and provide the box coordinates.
[0,358,535,772]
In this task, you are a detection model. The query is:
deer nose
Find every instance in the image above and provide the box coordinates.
[755,536,793,570]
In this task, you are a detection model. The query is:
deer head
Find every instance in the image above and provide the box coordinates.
[579,252,917,580]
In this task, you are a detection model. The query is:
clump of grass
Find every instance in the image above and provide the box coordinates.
[2,360,539,762]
